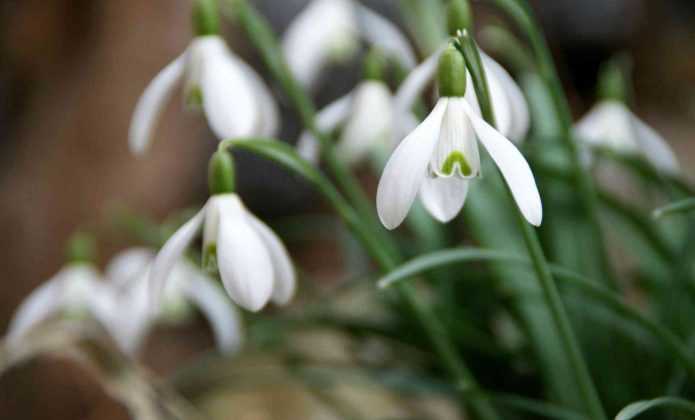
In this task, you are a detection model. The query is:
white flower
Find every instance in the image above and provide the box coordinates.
[282,0,416,87]
[129,35,279,156]
[574,99,679,175]
[376,96,542,229]
[150,193,296,312]
[5,264,101,346]
[296,80,419,165]
[5,249,243,356]
[91,248,244,355]
[394,48,530,144]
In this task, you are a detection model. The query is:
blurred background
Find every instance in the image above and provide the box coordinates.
[0,0,693,418]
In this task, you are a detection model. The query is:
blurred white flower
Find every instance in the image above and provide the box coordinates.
[394,48,530,144]
[129,35,279,156]
[282,0,416,87]
[6,248,243,356]
[6,264,101,346]
[91,248,244,355]
[296,80,418,165]
[574,100,679,175]
[150,193,296,312]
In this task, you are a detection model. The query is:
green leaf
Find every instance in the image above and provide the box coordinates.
[377,247,695,379]
[615,397,695,420]
[653,198,695,220]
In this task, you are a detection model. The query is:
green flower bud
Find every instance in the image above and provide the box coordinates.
[437,44,467,97]
[446,0,473,35]
[208,150,236,195]
[192,0,220,36]
[66,231,97,264]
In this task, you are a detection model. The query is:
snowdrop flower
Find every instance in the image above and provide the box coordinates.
[5,249,243,357]
[89,248,243,355]
[376,45,541,229]
[296,79,419,165]
[5,263,101,347]
[574,100,679,175]
[394,45,529,144]
[282,0,416,87]
[150,193,296,312]
[129,34,279,155]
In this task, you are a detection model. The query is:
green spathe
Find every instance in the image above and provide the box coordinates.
[193,0,220,36]
[441,151,473,176]
[208,150,236,195]
[437,45,467,97]
[446,0,473,35]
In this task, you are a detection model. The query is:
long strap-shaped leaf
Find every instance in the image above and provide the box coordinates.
[615,397,695,420]
[653,198,695,220]
[377,247,695,379]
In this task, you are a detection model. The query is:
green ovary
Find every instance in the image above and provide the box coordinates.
[441,151,472,176]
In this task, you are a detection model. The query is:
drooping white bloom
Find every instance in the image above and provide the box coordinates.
[394,48,530,144]
[574,100,679,175]
[296,80,418,165]
[129,35,279,156]
[376,97,542,229]
[5,249,243,356]
[5,264,101,346]
[150,193,296,312]
[90,248,244,355]
[282,0,416,87]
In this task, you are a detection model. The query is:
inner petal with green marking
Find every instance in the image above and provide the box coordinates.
[441,151,473,177]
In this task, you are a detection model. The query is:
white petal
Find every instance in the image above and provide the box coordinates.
[89,280,152,355]
[394,51,440,121]
[377,99,448,229]
[574,101,636,153]
[129,55,185,156]
[149,209,205,308]
[419,176,469,223]
[481,53,529,142]
[244,212,296,305]
[430,98,479,178]
[282,0,358,87]
[482,58,513,139]
[629,111,680,175]
[296,92,353,163]
[104,248,155,289]
[182,265,244,354]
[197,37,260,139]
[6,265,98,344]
[464,102,542,226]
[338,80,394,165]
[235,58,280,137]
[355,3,416,69]
[215,196,274,311]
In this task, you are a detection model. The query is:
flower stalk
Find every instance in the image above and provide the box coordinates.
[490,0,617,289]
[455,31,606,420]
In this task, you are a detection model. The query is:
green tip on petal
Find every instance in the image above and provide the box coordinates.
[203,243,218,274]
[186,86,204,108]
[437,44,467,97]
[441,151,472,176]
[192,0,220,36]
[446,0,473,35]
[208,150,236,195]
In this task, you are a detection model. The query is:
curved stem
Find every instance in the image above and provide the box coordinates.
[456,32,606,420]
[221,138,500,420]
[490,0,616,289]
